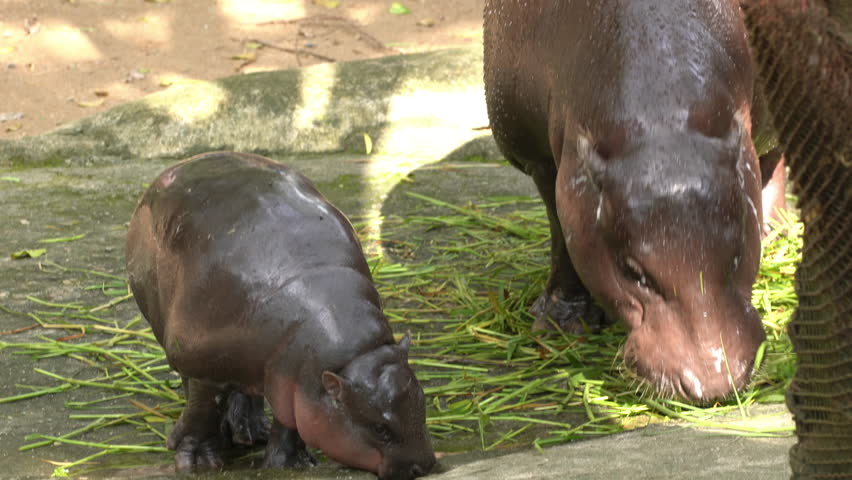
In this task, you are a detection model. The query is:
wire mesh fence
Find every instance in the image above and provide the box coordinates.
[742,1,851,477]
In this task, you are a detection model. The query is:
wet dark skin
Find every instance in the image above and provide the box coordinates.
[484,0,769,402]
[126,152,435,479]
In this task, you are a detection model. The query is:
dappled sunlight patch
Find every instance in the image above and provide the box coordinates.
[359,87,488,255]
[360,154,439,257]
[342,3,386,25]
[102,15,171,45]
[292,62,338,130]
[386,89,487,129]
[35,24,102,63]
[217,0,306,24]
[143,78,228,124]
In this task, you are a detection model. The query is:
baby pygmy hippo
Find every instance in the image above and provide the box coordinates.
[126,152,435,480]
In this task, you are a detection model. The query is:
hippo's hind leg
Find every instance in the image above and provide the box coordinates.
[167,378,228,471]
[262,419,317,468]
[528,166,607,334]
[220,391,270,447]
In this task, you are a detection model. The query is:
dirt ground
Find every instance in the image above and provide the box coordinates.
[0,0,484,139]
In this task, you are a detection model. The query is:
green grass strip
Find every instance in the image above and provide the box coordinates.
[38,234,87,244]
[0,194,800,476]
[0,383,75,404]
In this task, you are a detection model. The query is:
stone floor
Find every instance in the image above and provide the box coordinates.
[0,47,795,480]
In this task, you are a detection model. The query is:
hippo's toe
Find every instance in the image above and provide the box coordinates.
[166,396,227,472]
[530,291,609,334]
[172,434,225,471]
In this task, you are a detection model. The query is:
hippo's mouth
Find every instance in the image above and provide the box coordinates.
[622,362,754,404]
[621,330,759,404]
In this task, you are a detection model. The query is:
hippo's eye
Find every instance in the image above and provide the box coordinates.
[622,258,650,289]
[370,423,393,442]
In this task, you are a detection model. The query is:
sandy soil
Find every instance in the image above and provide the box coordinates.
[0,0,484,139]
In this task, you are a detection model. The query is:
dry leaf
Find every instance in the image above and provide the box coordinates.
[11,248,47,260]
[417,18,435,27]
[363,133,373,155]
[5,123,23,132]
[0,112,24,122]
[232,52,257,61]
[126,69,147,82]
[313,0,341,8]
[94,90,109,97]
[77,99,105,108]
[389,2,411,14]
[0,46,15,55]
[158,77,199,87]
[24,17,41,35]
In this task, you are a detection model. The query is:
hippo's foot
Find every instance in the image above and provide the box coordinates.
[220,391,270,447]
[167,418,226,471]
[167,378,228,471]
[262,421,318,469]
[530,290,608,334]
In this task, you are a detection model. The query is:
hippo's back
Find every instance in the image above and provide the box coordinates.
[126,152,376,381]
[141,152,358,250]
[484,0,754,170]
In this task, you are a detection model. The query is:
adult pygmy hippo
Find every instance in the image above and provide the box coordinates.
[126,152,435,479]
[484,0,768,402]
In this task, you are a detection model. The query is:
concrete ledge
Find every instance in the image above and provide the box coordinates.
[0,46,496,168]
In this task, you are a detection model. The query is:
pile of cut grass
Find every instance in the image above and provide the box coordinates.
[0,194,800,476]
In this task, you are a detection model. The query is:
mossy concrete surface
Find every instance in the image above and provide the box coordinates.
[0,47,494,168]
[1,48,793,479]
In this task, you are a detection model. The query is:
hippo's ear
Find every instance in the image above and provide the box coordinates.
[322,371,348,403]
[726,112,746,150]
[398,333,412,354]
[578,134,606,191]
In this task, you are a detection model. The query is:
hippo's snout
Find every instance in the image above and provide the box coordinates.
[662,350,756,402]
[378,450,436,480]
[625,342,760,403]
[624,297,765,403]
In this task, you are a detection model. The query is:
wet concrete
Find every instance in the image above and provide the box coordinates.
[0,47,794,479]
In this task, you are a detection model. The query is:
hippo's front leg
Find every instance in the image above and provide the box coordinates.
[263,419,318,468]
[167,378,228,471]
[528,166,607,334]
